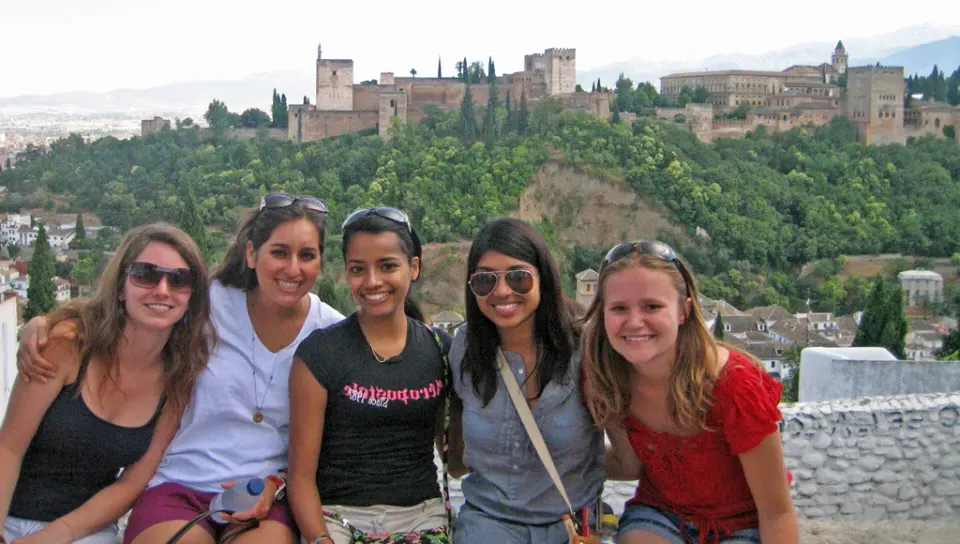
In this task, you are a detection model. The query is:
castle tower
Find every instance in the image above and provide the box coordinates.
[831,41,848,75]
[544,48,576,94]
[845,65,905,145]
[315,43,354,111]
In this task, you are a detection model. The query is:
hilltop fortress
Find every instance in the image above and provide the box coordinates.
[658,41,960,145]
[288,45,609,142]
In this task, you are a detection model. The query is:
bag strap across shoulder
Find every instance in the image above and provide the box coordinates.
[496,348,577,518]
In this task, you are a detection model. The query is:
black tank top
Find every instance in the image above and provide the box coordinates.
[8,379,166,521]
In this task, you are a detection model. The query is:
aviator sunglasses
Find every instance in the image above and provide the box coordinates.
[259,193,328,214]
[468,269,538,297]
[127,262,195,292]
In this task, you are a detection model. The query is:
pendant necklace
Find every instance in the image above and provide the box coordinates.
[251,332,278,423]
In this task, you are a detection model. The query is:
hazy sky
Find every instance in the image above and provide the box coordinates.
[4,0,960,98]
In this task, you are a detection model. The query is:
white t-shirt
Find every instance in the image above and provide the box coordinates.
[150,280,345,492]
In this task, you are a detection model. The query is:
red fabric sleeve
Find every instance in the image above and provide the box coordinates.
[715,353,784,455]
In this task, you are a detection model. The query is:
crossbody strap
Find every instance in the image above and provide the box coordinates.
[496,348,577,518]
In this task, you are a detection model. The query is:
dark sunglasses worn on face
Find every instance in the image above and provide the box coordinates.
[127,262,195,292]
[601,240,678,269]
[468,269,537,297]
[259,193,328,215]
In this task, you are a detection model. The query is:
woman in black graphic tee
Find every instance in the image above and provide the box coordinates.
[288,208,451,544]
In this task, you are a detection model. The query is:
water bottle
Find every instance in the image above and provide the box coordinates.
[209,477,265,524]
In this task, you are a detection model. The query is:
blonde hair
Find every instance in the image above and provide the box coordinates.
[582,252,760,432]
[48,223,213,413]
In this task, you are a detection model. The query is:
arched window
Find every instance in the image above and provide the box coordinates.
[935,118,941,128]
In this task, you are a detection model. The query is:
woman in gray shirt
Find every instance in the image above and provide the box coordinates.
[448,218,605,544]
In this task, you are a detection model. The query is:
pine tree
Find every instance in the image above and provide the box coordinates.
[180,184,209,260]
[458,85,478,142]
[713,312,725,340]
[74,213,87,240]
[438,57,442,78]
[24,224,57,321]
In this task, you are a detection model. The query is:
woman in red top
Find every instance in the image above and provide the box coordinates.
[581,241,797,544]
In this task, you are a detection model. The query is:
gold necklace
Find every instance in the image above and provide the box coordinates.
[370,341,387,363]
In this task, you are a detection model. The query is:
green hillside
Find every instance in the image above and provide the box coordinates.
[2,105,959,316]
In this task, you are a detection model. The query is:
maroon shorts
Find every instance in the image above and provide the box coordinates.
[122,482,296,544]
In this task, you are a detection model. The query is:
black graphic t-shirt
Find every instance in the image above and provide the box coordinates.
[294,313,451,507]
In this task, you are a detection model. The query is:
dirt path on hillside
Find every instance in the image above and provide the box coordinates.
[798,519,959,543]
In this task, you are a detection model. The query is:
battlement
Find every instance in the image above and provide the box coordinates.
[546,47,576,56]
[848,65,904,76]
[318,59,354,66]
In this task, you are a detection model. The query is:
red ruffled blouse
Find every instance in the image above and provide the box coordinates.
[625,350,785,544]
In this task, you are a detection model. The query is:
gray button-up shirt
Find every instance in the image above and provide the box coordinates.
[449,327,605,524]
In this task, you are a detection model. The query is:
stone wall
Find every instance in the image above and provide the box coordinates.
[780,393,959,520]
[443,392,959,522]
[289,108,378,142]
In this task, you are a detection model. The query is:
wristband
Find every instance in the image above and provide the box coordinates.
[310,536,332,544]
[265,473,286,500]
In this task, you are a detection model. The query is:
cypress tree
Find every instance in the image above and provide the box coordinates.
[24,224,58,320]
[462,57,468,81]
[483,58,500,141]
[597,78,602,92]
[611,100,621,124]
[180,184,209,260]
[518,87,530,135]
[438,57,442,78]
[279,94,288,127]
[853,277,886,348]
[505,91,514,133]
[74,213,87,240]
[459,85,478,141]
[591,81,596,93]
[713,312,725,340]
[853,277,907,358]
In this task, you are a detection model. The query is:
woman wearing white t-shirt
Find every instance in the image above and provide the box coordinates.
[18,194,345,544]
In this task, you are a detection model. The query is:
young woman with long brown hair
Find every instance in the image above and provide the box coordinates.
[581,241,797,544]
[1,223,212,544]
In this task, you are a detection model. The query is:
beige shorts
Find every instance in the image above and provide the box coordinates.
[302,497,447,544]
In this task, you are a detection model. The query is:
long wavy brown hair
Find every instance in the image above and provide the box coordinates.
[582,252,760,432]
[48,223,214,413]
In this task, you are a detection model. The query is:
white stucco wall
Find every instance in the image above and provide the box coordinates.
[800,347,960,402]
[0,296,18,423]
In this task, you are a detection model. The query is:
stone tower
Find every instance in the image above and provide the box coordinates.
[315,43,354,110]
[575,269,599,309]
[544,48,576,94]
[845,65,905,145]
[831,41,848,75]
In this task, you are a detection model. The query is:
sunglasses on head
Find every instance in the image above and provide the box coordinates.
[127,262,195,292]
[468,269,537,297]
[259,193,328,215]
[342,206,422,255]
[342,207,412,232]
[601,240,678,269]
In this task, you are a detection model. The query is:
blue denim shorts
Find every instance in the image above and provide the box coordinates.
[618,504,760,544]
